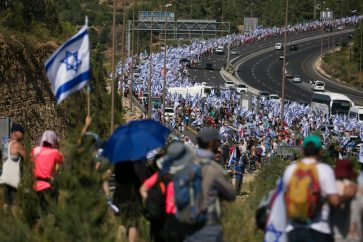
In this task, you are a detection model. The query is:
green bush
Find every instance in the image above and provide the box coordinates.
[222,158,290,242]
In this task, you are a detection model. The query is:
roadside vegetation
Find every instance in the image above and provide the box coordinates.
[322,25,363,87]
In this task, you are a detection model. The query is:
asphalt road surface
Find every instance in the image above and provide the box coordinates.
[188,29,363,105]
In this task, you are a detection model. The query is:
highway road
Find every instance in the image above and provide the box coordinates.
[188,29,363,105]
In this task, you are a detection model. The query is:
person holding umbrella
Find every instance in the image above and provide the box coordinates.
[102,120,171,242]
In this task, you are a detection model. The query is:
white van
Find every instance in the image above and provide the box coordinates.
[274,43,283,50]
[349,106,363,122]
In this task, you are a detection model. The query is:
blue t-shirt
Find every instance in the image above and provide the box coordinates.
[234,164,244,179]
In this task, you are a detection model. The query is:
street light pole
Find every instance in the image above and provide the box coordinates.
[162,5,171,124]
[313,0,317,19]
[360,13,362,88]
[148,16,153,119]
[280,0,289,124]
[110,0,116,134]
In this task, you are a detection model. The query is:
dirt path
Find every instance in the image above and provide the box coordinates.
[122,97,144,122]
[233,173,257,204]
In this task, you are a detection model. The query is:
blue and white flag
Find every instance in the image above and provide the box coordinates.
[228,147,237,167]
[45,24,90,103]
[264,178,287,242]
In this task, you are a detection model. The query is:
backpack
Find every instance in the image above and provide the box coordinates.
[255,189,275,230]
[143,175,169,222]
[284,161,322,223]
[173,160,208,225]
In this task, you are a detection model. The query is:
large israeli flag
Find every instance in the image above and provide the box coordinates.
[45,24,89,103]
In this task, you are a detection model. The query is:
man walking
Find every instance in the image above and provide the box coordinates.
[283,135,356,242]
[185,127,236,242]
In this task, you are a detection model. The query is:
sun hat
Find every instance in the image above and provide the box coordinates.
[303,135,322,150]
[156,141,195,174]
[334,159,357,180]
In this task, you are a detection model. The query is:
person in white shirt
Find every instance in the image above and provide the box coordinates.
[283,135,357,242]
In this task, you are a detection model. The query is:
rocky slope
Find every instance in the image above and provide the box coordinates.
[0,33,67,143]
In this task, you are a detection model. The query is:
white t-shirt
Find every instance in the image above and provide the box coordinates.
[283,158,338,234]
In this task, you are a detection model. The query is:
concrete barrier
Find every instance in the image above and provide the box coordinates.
[275,145,301,159]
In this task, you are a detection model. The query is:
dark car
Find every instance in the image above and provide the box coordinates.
[205,63,214,70]
[258,91,270,99]
[289,44,298,51]
[180,58,191,68]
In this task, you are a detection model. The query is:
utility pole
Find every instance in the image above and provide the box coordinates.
[130,7,135,111]
[280,0,289,124]
[110,0,116,134]
[360,10,362,88]
[148,16,153,118]
[162,5,170,124]
[313,0,317,19]
[120,0,126,110]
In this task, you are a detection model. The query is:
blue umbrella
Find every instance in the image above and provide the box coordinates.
[102,120,170,163]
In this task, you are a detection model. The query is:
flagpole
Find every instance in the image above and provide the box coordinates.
[85,16,91,117]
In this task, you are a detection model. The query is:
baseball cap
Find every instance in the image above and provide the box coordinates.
[11,123,25,134]
[303,135,322,149]
[197,127,220,143]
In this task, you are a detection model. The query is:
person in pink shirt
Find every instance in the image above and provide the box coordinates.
[31,130,64,213]
[140,141,195,242]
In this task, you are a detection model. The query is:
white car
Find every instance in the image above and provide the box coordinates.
[236,84,248,93]
[225,81,235,88]
[215,46,225,54]
[231,49,240,55]
[164,107,175,118]
[292,75,302,83]
[311,80,325,91]
[269,94,280,101]
[275,43,283,50]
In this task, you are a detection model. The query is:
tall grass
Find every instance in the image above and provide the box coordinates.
[222,158,290,242]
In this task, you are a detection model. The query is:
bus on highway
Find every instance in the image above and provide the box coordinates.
[311,92,354,116]
[348,106,363,122]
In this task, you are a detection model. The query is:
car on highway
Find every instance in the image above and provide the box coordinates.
[292,75,302,83]
[279,55,287,60]
[269,94,280,101]
[310,80,325,92]
[205,63,214,70]
[236,84,248,93]
[336,25,345,30]
[225,81,235,88]
[231,49,240,55]
[289,44,298,51]
[285,70,294,79]
[324,26,334,32]
[258,91,270,99]
[215,45,225,54]
[164,106,175,118]
[274,43,283,50]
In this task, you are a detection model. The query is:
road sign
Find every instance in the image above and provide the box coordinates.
[244,18,258,33]
[138,11,175,22]
[320,11,334,20]
[0,117,11,147]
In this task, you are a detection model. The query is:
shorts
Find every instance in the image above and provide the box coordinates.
[3,184,17,206]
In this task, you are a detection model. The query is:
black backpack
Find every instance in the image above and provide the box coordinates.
[255,189,275,230]
[143,175,169,222]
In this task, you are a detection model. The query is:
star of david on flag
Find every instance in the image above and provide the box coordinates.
[45,23,89,104]
[264,178,287,242]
